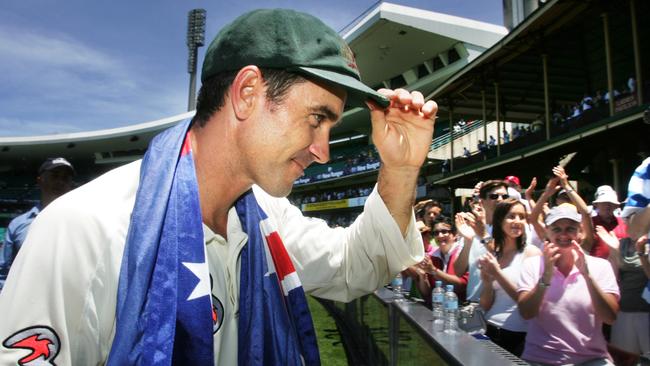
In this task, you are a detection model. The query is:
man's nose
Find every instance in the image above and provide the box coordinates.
[309,131,330,164]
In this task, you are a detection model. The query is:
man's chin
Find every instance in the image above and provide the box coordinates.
[259,182,293,198]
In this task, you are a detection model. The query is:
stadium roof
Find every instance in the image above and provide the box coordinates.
[334,2,507,138]
[0,112,194,172]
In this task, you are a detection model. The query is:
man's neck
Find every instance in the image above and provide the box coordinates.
[190,121,253,237]
[40,193,56,209]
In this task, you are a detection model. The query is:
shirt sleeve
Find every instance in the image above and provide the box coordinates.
[261,184,423,303]
[468,236,487,265]
[590,257,620,299]
[517,256,541,293]
[0,205,98,365]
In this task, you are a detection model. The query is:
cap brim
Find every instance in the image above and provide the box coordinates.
[42,163,75,175]
[295,66,390,109]
[592,198,620,205]
[545,214,581,226]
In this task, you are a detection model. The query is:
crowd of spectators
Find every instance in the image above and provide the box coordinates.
[324,213,360,228]
[400,161,650,364]
[446,77,639,170]
[473,126,534,160]
[289,185,374,206]
[342,148,379,174]
[551,77,637,128]
[295,147,381,185]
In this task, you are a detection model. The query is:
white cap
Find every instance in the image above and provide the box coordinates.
[545,203,582,225]
[592,185,620,205]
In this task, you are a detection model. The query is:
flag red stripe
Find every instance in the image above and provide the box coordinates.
[265,232,296,281]
[181,132,192,156]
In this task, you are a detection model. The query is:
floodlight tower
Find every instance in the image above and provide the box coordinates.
[187,8,206,111]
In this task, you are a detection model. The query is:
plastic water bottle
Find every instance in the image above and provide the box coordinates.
[443,285,458,333]
[391,273,404,302]
[432,281,444,331]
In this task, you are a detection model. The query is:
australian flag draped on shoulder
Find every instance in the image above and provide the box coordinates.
[107,119,319,365]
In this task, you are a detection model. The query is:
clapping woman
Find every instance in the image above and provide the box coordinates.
[479,198,541,356]
[416,216,469,305]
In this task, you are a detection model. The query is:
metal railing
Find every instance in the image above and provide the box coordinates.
[315,288,527,366]
[430,120,486,151]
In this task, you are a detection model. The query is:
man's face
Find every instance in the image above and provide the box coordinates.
[547,219,581,249]
[424,206,441,226]
[481,186,508,217]
[239,78,346,197]
[594,202,617,220]
[38,166,74,198]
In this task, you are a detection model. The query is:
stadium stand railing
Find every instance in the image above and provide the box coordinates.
[313,288,527,365]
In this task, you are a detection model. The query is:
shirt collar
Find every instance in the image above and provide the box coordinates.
[27,205,41,218]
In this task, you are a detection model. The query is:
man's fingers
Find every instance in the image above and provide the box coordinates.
[376,88,437,118]
[394,88,412,105]
[410,91,424,109]
[376,88,397,100]
[421,100,438,119]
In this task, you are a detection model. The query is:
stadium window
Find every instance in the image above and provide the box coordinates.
[417,64,429,78]
[448,48,460,64]
[390,75,407,89]
[432,56,444,71]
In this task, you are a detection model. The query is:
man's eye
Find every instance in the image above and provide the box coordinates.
[310,114,324,127]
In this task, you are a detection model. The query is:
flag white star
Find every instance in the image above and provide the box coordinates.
[182,261,211,301]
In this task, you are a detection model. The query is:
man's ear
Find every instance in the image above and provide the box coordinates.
[230,65,263,120]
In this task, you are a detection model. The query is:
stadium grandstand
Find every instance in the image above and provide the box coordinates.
[425,0,650,213]
[2,0,649,364]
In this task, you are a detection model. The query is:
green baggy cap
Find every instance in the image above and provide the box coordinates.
[201,9,390,108]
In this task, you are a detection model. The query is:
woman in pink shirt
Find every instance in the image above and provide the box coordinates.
[517,204,620,365]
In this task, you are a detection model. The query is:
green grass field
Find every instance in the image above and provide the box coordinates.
[307,296,349,365]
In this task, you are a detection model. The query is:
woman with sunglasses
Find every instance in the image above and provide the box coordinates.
[478,198,541,357]
[417,216,469,305]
